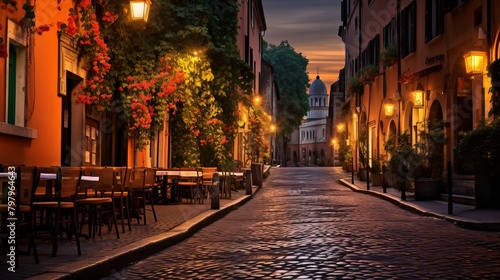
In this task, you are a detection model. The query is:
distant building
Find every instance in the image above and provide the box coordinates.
[288,76,333,166]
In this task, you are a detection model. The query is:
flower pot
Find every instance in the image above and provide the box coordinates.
[346,162,354,172]
[474,172,500,209]
[414,178,442,200]
[371,173,383,186]
[358,168,368,181]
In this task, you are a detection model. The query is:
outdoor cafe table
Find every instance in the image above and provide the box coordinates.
[155,170,201,203]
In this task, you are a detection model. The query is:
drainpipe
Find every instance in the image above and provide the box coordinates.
[396,0,401,137]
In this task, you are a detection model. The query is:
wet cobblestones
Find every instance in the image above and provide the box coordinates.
[104,167,500,279]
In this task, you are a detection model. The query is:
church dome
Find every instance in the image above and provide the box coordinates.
[309,76,327,95]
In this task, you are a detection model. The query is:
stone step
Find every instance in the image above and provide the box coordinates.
[440,193,475,206]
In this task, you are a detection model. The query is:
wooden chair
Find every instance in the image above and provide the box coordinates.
[105,166,131,233]
[219,170,232,199]
[201,167,217,199]
[177,167,203,204]
[128,167,156,225]
[76,167,120,239]
[156,168,179,204]
[0,166,39,264]
[32,167,81,257]
[143,168,158,222]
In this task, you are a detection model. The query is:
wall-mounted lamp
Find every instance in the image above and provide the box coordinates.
[413,82,425,108]
[384,99,395,117]
[130,0,152,22]
[463,49,486,75]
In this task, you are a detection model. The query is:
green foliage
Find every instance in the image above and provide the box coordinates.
[244,104,269,166]
[454,119,500,178]
[263,40,309,136]
[487,59,500,117]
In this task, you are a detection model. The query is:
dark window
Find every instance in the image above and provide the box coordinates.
[474,7,482,27]
[401,1,416,57]
[383,19,396,48]
[425,0,444,43]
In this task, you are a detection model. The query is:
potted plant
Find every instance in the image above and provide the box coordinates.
[384,131,417,192]
[370,159,383,186]
[338,144,347,170]
[454,119,500,208]
[380,45,396,68]
[344,145,353,172]
[412,120,446,200]
[357,130,368,181]
[487,59,500,117]
[359,64,379,85]
[347,77,364,95]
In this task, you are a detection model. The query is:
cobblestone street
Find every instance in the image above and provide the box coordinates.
[103,167,500,279]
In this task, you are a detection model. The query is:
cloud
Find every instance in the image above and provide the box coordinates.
[262,0,344,89]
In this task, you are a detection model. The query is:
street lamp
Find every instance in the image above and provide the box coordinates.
[463,49,486,75]
[130,0,152,22]
[413,82,425,108]
[384,99,395,117]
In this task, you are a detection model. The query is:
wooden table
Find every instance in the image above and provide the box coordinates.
[155,170,201,203]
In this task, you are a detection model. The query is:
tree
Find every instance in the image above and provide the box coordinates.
[263,40,309,166]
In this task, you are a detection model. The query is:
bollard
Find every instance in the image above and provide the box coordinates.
[211,172,220,210]
[447,160,453,214]
[245,169,253,196]
[251,163,263,188]
[401,180,406,201]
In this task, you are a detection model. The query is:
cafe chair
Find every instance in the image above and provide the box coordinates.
[76,167,120,239]
[0,166,39,265]
[201,167,217,199]
[177,167,203,204]
[128,167,156,225]
[104,166,131,233]
[32,167,81,257]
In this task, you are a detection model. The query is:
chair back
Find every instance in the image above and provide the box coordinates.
[91,167,115,193]
[111,167,128,192]
[144,168,158,188]
[129,167,146,189]
[202,167,217,180]
[18,166,37,207]
[58,167,81,200]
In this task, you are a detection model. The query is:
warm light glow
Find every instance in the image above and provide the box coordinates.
[413,83,425,108]
[384,102,395,117]
[331,138,338,145]
[270,125,276,132]
[130,0,151,22]
[253,96,261,104]
[337,124,344,131]
[463,50,486,75]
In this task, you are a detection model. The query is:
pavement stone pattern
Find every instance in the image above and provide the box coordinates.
[0,190,248,280]
[103,167,500,279]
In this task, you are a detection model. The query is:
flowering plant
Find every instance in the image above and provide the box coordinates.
[399,70,419,84]
[60,0,114,111]
[121,58,185,150]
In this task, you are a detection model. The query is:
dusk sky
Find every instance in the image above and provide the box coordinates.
[261,0,345,91]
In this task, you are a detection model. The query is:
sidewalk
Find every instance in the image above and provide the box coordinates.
[1,186,260,280]
[339,177,500,232]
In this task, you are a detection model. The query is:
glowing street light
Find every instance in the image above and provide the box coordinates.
[130,0,152,22]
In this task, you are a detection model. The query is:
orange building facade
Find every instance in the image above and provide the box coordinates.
[1,1,266,168]
[340,0,500,178]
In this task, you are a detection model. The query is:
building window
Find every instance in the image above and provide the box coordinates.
[425,0,444,43]
[5,19,27,127]
[401,1,416,57]
[383,18,396,48]
[250,0,254,29]
[474,7,482,27]
[85,119,100,166]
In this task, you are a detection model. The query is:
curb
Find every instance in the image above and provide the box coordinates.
[338,179,500,232]
[32,187,261,280]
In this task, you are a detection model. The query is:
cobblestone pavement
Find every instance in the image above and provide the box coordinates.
[103,167,500,279]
